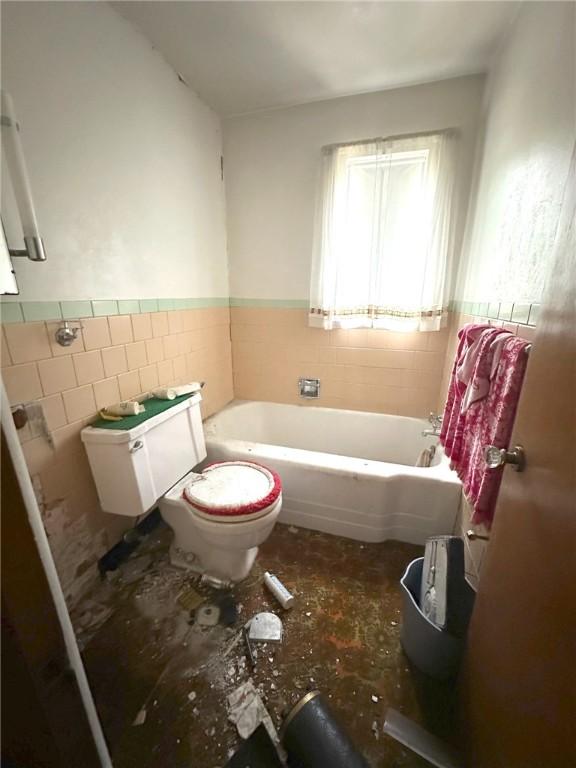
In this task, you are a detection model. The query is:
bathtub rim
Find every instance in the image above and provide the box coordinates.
[203,399,458,485]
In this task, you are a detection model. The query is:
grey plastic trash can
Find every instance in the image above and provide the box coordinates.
[400,557,475,681]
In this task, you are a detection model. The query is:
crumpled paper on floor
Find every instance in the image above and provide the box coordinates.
[227,679,279,746]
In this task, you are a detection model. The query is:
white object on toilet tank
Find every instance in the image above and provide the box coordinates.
[81,394,206,517]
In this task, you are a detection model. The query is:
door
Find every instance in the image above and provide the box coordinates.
[1,430,104,768]
[460,149,576,767]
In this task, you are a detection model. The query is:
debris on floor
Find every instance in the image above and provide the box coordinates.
[79,523,454,768]
[263,571,295,609]
[248,612,283,642]
[132,708,147,726]
[243,626,256,668]
[196,603,221,626]
[176,584,205,612]
[227,679,279,746]
[118,554,154,585]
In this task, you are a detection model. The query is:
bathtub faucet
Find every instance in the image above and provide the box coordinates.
[422,412,443,437]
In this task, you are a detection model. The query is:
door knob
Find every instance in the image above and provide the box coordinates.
[484,444,526,472]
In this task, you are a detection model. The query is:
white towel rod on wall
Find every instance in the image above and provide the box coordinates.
[1,90,46,262]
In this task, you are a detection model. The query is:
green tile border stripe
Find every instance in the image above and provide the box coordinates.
[0,297,231,323]
[0,302,24,323]
[61,300,94,320]
[449,299,539,327]
[0,296,540,324]
[92,300,119,317]
[230,298,309,309]
[21,302,63,322]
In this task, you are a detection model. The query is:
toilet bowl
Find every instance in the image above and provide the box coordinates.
[81,394,282,584]
[159,460,283,582]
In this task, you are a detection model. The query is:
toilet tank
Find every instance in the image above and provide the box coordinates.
[81,394,207,517]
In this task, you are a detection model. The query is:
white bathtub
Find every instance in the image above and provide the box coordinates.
[203,401,461,545]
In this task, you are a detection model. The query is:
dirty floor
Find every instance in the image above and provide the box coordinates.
[77,523,457,768]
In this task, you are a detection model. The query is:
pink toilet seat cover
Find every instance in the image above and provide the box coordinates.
[183,461,282,518]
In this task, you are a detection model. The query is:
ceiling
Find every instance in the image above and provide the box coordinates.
[114,1,519,116]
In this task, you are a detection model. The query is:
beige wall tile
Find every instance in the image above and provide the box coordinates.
[167,310,184,334]
[157,359,174,385]
[402,368,442,389]
[379,330,430,352]
[318,347,337,364]
[82,317,112,351]
[51,420,85,457]
[426,328,450,352]
[396,387,439,417]
[145,337,164,364]
[151,311,169,337]
[230,307,452,415]
[118,370,140,400]
[188,328,206,351]
[162,335,179,359]
[93,377,121,410]
[328,329,349,347]
[108,315,134,346]
[22,435,56,475]
[62,385,97,422]
[518,325,536,342]
[38,356,77,396]
[39,394,67,431]
[52,417,86,460]
[173,355,187,383]
[1,328,13,366]
[4,322,52,363]
[181,309,195,331]
[186,351,201,380]
[410,351,443,372]
[282,344,319,364]
[125,340,147,370]
[102,346,128,377]
[350,366,406,387]
[131,312,152,341]
[73,350,104,385]
[64,481,101,522]
[139,364,159,392]
[177,332,191,355]
[2,363,43,403]
[231,324,267,343]
[335,347,414,369]
[39,451,94,505]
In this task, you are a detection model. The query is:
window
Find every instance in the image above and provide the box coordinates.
[309,131,456,331]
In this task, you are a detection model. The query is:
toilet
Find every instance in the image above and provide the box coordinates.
[81,393,282,582]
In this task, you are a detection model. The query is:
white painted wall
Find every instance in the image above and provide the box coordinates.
[1,1,228,301]
[223,75,485,300]
[457,1,575,305]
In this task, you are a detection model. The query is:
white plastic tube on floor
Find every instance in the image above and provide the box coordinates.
[1,381,113,768]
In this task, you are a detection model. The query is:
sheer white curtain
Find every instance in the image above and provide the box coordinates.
[309,131,456,331]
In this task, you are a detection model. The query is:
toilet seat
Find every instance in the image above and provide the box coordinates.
[183,461,282,523]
